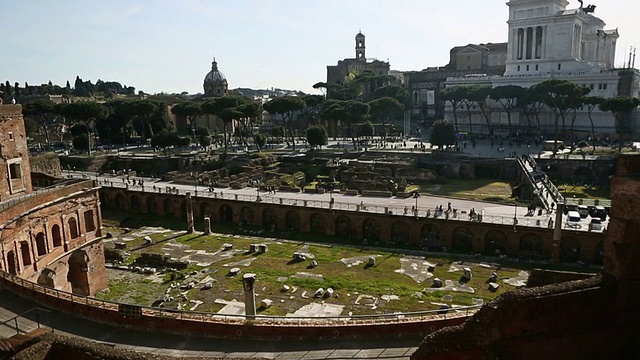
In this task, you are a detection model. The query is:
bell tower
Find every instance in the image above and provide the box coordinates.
[355,31,366,61]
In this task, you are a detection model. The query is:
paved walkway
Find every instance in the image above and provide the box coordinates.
[0,288,418,359]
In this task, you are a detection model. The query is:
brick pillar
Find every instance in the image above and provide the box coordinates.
[185,193,195,233]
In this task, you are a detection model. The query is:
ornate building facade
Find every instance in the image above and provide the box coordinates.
[0,104,107,296]
[443,0,640,136]
[403,43,507,124]
[326,31,391,99]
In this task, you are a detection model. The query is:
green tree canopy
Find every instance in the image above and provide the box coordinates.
[306,126,328,150]
[599,96,640,152]
[430,120,456,149]
[263,96,306,151]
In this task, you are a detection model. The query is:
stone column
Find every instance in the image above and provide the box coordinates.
[243,273,257,319]
[551,203,564,263]
[185,192,195,234]
[203,217,212,235]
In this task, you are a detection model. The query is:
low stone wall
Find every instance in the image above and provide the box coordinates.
[0,271,469,342]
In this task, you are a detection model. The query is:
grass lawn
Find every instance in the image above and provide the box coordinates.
[420,179,514,203]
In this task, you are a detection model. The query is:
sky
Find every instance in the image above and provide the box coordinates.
[1,0,638,95]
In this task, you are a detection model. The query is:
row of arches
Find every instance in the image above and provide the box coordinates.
[102,191,603,264]
[3,211,96,277]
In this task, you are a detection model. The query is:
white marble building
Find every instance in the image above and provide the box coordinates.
[444,0,639,137]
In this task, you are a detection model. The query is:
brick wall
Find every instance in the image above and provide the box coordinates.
[0,105,32,201]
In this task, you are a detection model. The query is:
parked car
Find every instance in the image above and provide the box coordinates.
[566,211,581,229]
[590,218,604,231]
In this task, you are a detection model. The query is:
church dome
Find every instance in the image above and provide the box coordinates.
[203,57,228,97]
[204,58,227,84]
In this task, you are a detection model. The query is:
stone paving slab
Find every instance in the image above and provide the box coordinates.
[299,349,336,359]
[352,349,385,358]
[329,348,361,358]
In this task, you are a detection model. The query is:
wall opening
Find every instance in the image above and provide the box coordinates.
[68,217,79,239]
[52,224,62,247]
[20,241,31,266]
[35,232,47,256]
[84,210,96,232]
[67,250,90,295]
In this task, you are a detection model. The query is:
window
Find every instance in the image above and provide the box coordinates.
[84,210,96,232]
[9,162,22,180]
[557,64,562,70]
[603,84,607,90]
[535,65,539,71]
[8,132,14,141]
[526,65,530,71]
[517,65,521,72]
[598,84,603,90]
[590,84,594,90]
[68,218,79,239]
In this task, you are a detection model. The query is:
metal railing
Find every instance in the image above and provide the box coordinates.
[0,271,479,326]
[0,179,82,213]
[0,307,52,336]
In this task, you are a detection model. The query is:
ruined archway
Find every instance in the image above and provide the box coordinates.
[67,250,90,295]
[200,202,213,219]
[68,217,79,239]
[452,227,473,254]
[335,215,352,238]
[130,195,141,211]
[163,198,174,216]
[146,197,157,214]
[20,241,31,266]
[262,208,277,230]
[35,232,47,257]
[240,207,255,225]
[560,236,581,263]
[286,211,300,232]
[219,204,233,223]
[391,221,410,245]
[37,269,56,288]
[485,230,507,256]
[421,223,442,251]
[115,193,126,209]
[362,218,380,242]
[519,233,543,260]
[310,213,326,234]
[6,250,17,275]
[51,224,62,247]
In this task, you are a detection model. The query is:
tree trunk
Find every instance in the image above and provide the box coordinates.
[466,106,473,135]
[452,103,459,132]
[588,110,596,153]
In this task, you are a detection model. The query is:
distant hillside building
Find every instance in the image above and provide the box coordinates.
[403,42,507,123]
[326,31,391,99]
[443,0,640,136]
[203,58,228,97]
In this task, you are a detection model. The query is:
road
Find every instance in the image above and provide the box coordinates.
[68,170,600,232]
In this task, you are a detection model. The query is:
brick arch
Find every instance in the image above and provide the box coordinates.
[451,227,473,254]
[163,198,175,216]
[37,268,56,288]
[115,193,126,209]
[146,196,158,214]
[219,204,233,223]
[286,211,300,232]
[20,240,31,266]
[560,236,580,263]
[335,215,352,238]
[129,194,141,211]
[35,232,47,257]
[68,250,90,295]
[593,241,604,265]
[68,217,79,239]
[6,250,17,275]
[51,223,63,248]
[485,229,508,256]
[240,206,255,225]
[200,202,214,219]
[262,208,277,230]
[391,221,410,244]
[310,213,326,234]
[519,233,543,260]
[362,218,380,242]
[421,223,442,251]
